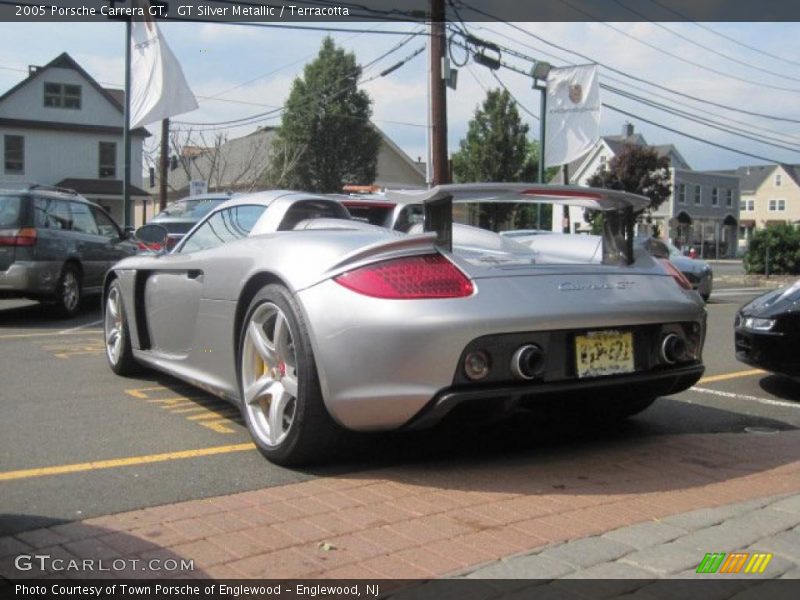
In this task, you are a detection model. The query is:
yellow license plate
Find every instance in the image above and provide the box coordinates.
[575,330,634,379]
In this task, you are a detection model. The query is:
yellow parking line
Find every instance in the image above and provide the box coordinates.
[699,369,765,384]
[0,330,103,340]
[0,443,255,482]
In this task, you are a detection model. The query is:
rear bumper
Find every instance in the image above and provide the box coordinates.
[405,363,705,429]
[0,261,61,298]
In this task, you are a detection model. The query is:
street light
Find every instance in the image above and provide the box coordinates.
[532,61,551,229]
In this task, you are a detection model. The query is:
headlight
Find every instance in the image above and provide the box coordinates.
[743,317,776,331]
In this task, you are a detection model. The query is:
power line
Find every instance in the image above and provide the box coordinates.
[175,35,424,128]
[174,44,427,132]
[557,0,800,92]
[606,0,800,80]
[603,103,787,163]
[453,0,800,124]
[643,0,800,68]
[450,28,793,163]
[458,22,800,145]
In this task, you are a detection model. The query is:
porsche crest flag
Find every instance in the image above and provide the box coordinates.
[544,64,600,167]
[129,3,198,129]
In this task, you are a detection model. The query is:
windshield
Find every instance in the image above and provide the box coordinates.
[0,195,22,227]
[156,197,228,219]
[666,241,684,258]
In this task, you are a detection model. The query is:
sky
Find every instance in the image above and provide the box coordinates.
[1,19,799,176]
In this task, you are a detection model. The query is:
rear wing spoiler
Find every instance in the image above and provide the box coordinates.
[386,184,650,265]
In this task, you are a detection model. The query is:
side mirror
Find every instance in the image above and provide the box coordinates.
[122,225,135,240]
[135,224,169,253]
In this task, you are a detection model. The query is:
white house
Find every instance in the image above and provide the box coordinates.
[0,52,149,225]
[551,123,740,257]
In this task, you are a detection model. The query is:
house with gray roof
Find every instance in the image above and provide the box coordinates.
[552,123,739,258]
[0,52,150,225]
[160,123,426,203]
[715,164,800,251]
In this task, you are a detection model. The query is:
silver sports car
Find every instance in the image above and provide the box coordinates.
[103,184,706,465]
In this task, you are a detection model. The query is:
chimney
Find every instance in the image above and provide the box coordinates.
[623,122,634,138]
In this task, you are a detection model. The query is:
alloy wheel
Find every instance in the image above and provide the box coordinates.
[104,286,123,365]
[241,302,299,447]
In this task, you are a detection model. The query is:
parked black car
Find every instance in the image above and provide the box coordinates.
[0,184,137,316]
[149,192,231,250]
[735,280,800,378]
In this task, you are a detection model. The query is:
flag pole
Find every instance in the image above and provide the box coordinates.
[123,18,132,229]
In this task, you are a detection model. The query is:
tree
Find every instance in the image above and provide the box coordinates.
[453,88,531,183]
[452,89,543,229]
[586,143,672,233]
[744,223,800,275]
[275,37,381,193]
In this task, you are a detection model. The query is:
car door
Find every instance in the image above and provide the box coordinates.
[90,205,136,270]
[144,204,266,357]
[67,200,106,292]
[31,196,79,287]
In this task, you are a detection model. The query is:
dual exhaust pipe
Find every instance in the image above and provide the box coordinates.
[466,333,689,382]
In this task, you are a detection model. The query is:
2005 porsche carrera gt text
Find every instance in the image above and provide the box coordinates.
[103,184,706,465]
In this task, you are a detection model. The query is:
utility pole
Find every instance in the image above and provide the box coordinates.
[562,164,571,233]
[159,118,169,211]
[123,18,132,228]
[429,0,449,186]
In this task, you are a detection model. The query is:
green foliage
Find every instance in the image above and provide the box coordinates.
[744,223,800,275]
[453,88,549,230]
[452,89,531,183]
[586,144,672,232]
[274,37,381,193]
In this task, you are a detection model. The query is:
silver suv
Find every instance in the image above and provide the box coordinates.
[0,185,137,317]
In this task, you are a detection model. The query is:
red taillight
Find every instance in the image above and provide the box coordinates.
[334,254,474,299]
[0,227,37,247]
[659,258,692,290]
[136,241,162,252]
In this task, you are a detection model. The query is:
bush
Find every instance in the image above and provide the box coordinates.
[744,223,800,275]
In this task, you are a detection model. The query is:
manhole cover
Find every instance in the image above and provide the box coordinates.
[744,426,780,435]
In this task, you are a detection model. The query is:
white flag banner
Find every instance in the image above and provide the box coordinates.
[129,12,198,129]
[544,64,600,168]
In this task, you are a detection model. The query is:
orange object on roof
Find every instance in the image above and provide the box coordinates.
[343,184,382,193]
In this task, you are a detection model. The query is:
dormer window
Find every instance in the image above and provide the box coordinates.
[44,82,81,109]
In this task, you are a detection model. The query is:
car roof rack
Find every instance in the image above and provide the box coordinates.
[27,184,79,195]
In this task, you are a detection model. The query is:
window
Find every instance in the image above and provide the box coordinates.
[711,187,719,206]
[678,183,686,204]
[69,202,99,235]
[179,205,265,253]
[726,189,733,208]
[747,199,755,211]
[775,173,782,187]
[90,206,121,238]
[4,135,24,174]
[34,198,72,230]
[694,185,702,205]
[99,142,117,178]
[0,195,22,227]
[44,82,81,109]
[769,199,786,212]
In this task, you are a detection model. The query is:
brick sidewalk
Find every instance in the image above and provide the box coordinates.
[2,430,800,580]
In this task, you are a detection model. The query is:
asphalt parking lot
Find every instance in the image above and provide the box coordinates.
[1,283,799,536]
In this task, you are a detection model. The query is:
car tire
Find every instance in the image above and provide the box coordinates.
[238,285,343,466]
[701,293,710,303]
[54,263,82,318]
[104,279,140,376]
